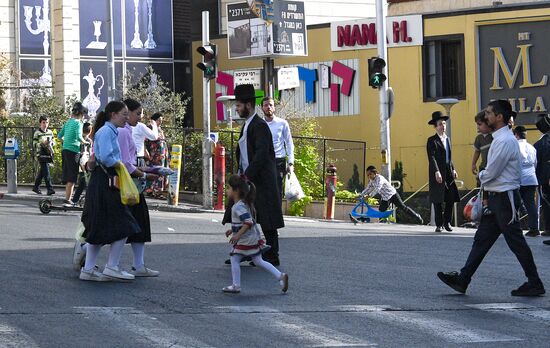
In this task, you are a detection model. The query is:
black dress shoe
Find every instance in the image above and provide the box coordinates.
[444,223,453,232]
[46,189,55,196]
[437,271,468,294]
[511,281,545,296]
[543,240,550,245]
[435,226,442,233]
[32,187,42,195]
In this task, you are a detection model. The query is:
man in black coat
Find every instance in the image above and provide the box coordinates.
[223,84,285,265]
[426,111,460,232]
[534,114,550,244]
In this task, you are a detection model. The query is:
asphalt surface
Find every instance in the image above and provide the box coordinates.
[1,197,550,347]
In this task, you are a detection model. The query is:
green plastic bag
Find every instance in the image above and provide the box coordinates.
[115,162,140,206]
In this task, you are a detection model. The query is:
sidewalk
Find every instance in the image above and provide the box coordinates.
[0,184,209,214]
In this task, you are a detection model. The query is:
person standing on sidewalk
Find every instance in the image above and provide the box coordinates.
[426,111,460,232]
[359,165,423,224]
[222,84,284,266]
[533,114,550,244]
[118,99,160,277]
[437,100,545,296]
[79,101,140,282]
[262,97,295,197]
[513,126,540,237]
[125,99,159,168]
[471,111,493,185]
[32,116,55,195]
[58,102,88,204]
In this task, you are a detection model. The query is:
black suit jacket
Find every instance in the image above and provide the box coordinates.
[224,114,284,231]
[426,134,460,203]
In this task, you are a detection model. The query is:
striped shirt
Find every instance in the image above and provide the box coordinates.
[361,174,396,202]
[58,118,83,153]
[32,128,54,157]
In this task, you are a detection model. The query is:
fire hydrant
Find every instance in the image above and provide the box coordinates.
[214,143,226,210]
[325,164,337,220]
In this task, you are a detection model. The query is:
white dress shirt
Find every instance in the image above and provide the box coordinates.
[360,174,396,201]
[238,115,255,174]
[517,139,538,186]
[132,122,158,157]
[479,125,521,192]
[266,116,295,164]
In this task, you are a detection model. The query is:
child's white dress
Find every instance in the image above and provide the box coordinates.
[230,200,265,257]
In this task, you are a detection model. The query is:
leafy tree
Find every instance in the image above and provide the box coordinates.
[347,163,364,192]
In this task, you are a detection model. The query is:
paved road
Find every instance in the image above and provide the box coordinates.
[1,198,550,347]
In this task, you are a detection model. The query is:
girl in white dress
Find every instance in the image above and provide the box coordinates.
[223,175,289,293]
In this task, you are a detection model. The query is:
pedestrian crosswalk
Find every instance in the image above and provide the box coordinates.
[1,303,550,347]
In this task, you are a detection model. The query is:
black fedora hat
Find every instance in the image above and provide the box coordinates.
[234,84,261,101]
[536,113,550,133]
[428,111,449,125]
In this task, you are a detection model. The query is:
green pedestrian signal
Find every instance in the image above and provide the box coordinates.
[368,57,387,89]
[196,44,218,80]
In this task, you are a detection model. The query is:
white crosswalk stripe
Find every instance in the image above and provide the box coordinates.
[337,305,522,344]
[0,323,40,348]
[215,306,375,347]
[467,303,550,321]
[74,307,213,348]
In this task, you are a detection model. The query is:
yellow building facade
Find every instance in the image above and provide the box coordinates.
[193,3,550,192]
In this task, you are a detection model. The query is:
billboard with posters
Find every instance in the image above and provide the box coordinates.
[227,1,307,59]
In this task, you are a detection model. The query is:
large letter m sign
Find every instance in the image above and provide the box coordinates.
[490,44,548,90]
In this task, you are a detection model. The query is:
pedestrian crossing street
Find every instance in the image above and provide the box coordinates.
[1,303,550,347]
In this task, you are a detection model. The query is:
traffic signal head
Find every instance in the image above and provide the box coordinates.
[368,57,387,89]
[196,44,217,80]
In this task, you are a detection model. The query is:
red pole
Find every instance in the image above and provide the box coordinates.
[325,164,337,220]
[214,143,226,210]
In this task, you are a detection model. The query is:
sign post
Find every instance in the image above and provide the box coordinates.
[168,145,182,205]
[201,11,213,209]
[376,0,391,181]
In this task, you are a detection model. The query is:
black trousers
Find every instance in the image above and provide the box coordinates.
[263,229,279,263]
[72,172,88,203]
[379,193,419,219]
[433,200,454,227]
[519,185,539,231]
[34,162,53,190]
[460,190,540,284]
[275,158,286,198]
[541,185,550,232]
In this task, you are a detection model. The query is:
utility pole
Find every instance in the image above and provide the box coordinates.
[106,0,116,101]
[263,57,274,97]
[201,11,213,209]
[376,0,391,181]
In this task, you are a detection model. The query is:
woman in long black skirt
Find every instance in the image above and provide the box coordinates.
[79,101,141,282]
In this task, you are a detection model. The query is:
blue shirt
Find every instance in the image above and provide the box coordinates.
[93,121,121,168]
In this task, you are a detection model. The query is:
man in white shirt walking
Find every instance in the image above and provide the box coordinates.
[513,126,539,236]
[359,165,423,224]
[262,97,295,197]
[437,100,545,297]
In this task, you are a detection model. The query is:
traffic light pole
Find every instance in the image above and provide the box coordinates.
[106,0,116,101]
[376,0,391,182]
[202,11,213,209]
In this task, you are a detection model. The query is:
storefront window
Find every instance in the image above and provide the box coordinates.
[423,35,465,101]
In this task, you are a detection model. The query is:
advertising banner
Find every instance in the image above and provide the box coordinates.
[227,1,307,59]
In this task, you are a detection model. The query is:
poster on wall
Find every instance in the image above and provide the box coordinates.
[80,60,123,119]
[79,0,123,57]
[478,20,550,125]
[125,62,174,90]
[124,0,173,58]
[20,58,51,85]
[227,1,307,59]
[19,0,51,56]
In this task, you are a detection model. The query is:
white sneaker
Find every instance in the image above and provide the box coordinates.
[130,266,160,277]
[222,285,241,293]
[79,268,111,282]
[63,202,75,208]
[102,265,135,281]
[72,241,86,271]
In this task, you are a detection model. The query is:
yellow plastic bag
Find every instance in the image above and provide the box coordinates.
[115,162,140,206]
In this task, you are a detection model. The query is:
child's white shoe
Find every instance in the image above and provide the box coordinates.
[279,273,289,293]
[222,284,241,293]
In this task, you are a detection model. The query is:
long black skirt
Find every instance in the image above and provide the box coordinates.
[81,167,141,245]
[127,193,151,243]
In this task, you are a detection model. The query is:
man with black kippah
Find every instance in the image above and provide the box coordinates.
[437,100,545,296]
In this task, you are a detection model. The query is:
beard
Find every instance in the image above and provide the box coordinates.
[238,106,251,119]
